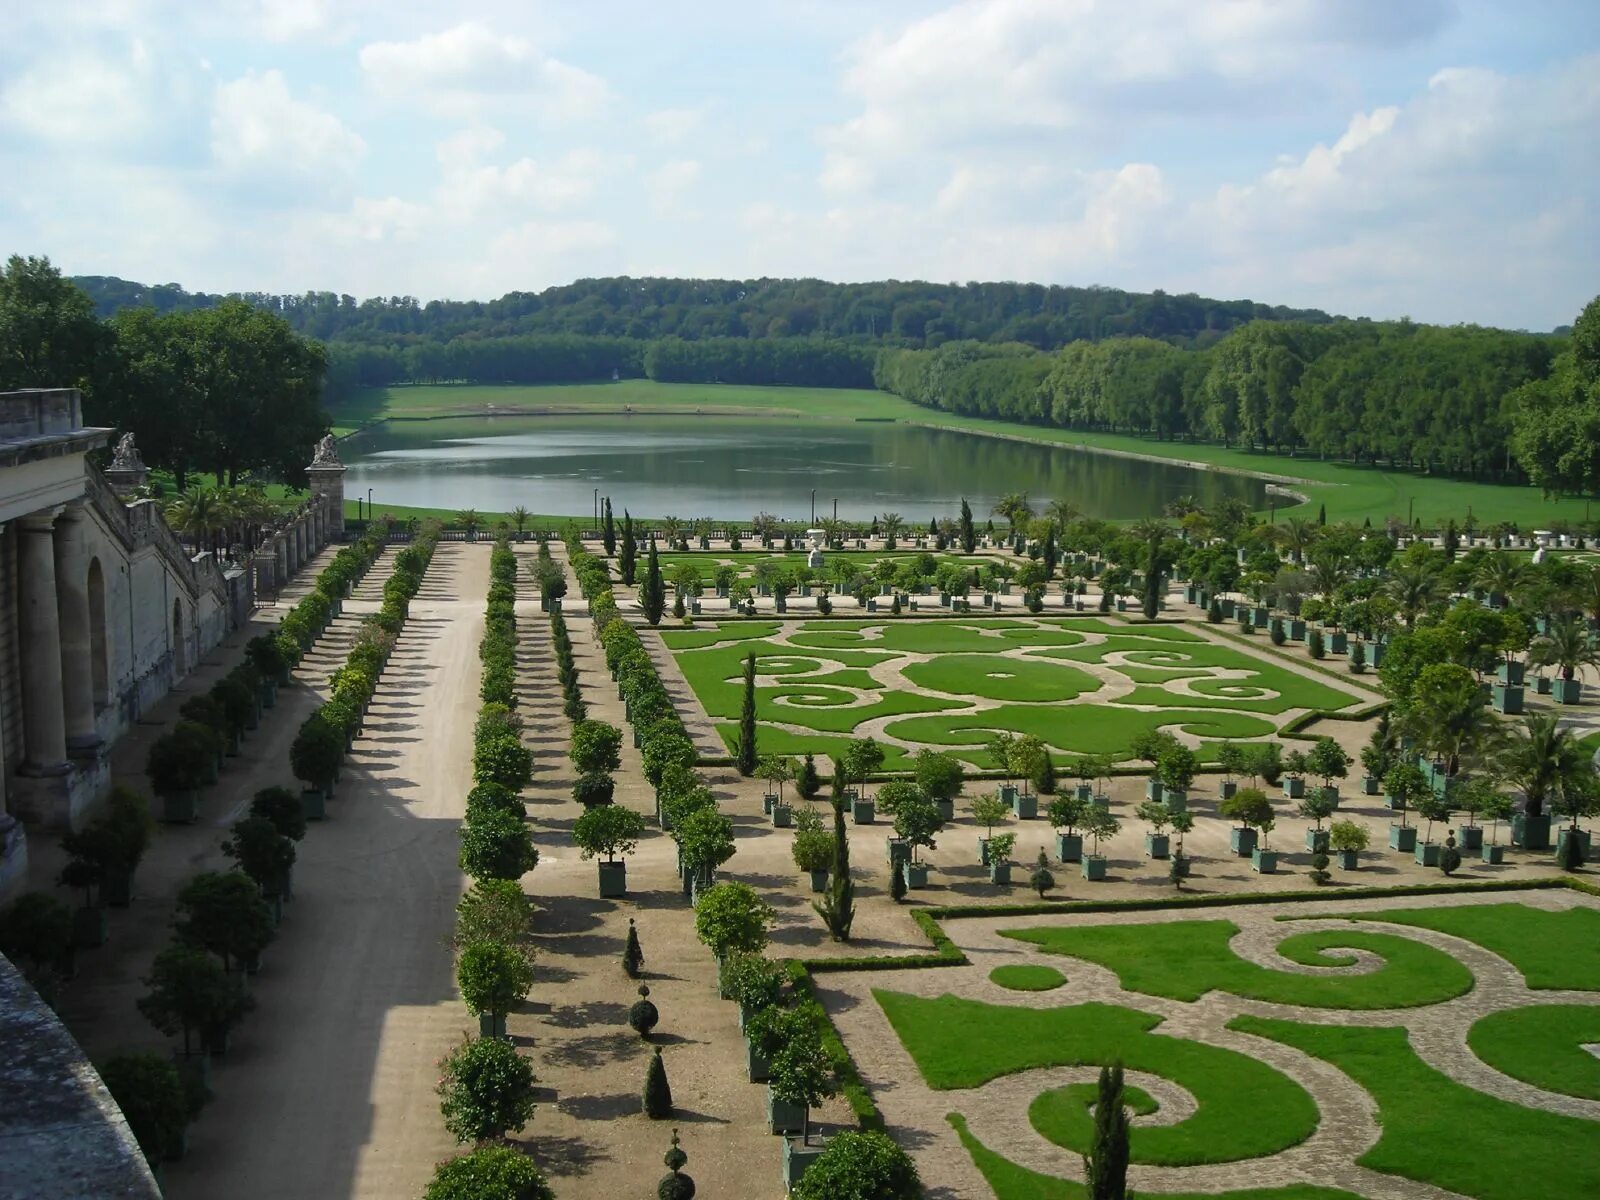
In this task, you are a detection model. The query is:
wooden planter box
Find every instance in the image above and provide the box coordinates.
[902,862,929,889]
[1283,777,1306,799]
[161,790,200,824]
[767,1088,805,1136]
[1012,792,1037,820]
[852,798,875,825]
[478,1012,508,1039]
[1305,829,1330,853]
[1164,791,1188,814]
[1481,844,1505,864]
[808,869,828,893]
[1389,825,1418,852]
[989,861,1012,885]
[1492,684,1524,714]
[1553,678,1583,704]
[1145,833,1170,860]
[301,787,326,822]
[746,1035,771,1082]
[1414,841,1442,867]
[597,861,627,898]
[1080,856,1107,881]
[1056,833,1083,863]
[1251,848,1279,873]
[1457,826,1484,851]
[1337,849,1360,870]
[1230,827,1258,856]
[1512,813,1551,850]
[783,1137,827,1190]
[1144,778,1163,803]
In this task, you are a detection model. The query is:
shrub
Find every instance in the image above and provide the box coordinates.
[1328,819,1371,853]
[436,1036,538,1143]
[423,1147,554,1200]
[1206,597,1222,623]
[643,1046,673,1118]
[289,713,343,791]
[456,939,534,1018]
[455,879,534,953]
[629,984,660,1037]
[99,1053,189,1166]
[913,749,965,804]
[572,771,616,808]
[220,817,295,896]
[466,782,526,824]
[1308,628,1326,659]
[623,918,645,978]
[249,786,307,841]
[573,803,646,863]
[1558,830,1584,872]
[570,720,623,775]
[58,787,153,901]
[0,891,73,975]
[796,754,823,800]
[473,734,533,791]
[721,953,785,1013]
[676,808,736,880]
[459,810,539,881]
[1309,851,1331,886]
[137,940,253,1056]
[792,1130,921,1200]
[147,723,217,795]
[1270,618,1286,645]
[693,882,774,959]
[792,825,835,874]
[174,871,274,971]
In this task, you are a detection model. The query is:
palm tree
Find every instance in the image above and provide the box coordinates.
[992,493,1033,536]
[1530,614,1600,683]
[1045,500,1080,528]
[510,506,532,535]
[818,516,846,548]
[1281,517,1320,564]
[879,512,905,547]
[453,509,482,540]
[1127,518,1170,545]
[1472,553,1524,602]
[751,512,780,544]
[659,515,685,547]
[1386,562,1442,629]
[1576,565,1600,625]
[1162,495,1201,519]
[165,487,227,555]
[1495,713,1589,821]
[1308,547,1349,601]
[1403,666,1501,777]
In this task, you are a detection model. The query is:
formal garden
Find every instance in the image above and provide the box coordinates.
[822,887,1600,1200]
[662,617,1372,769]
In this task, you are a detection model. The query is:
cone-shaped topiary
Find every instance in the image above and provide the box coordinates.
[643,1046,673,1118]
[622,917,644,978]
[630,984,660,1039]
[657,1129,696,1200]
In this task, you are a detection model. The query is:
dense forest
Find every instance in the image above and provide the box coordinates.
[873,320,1570,481]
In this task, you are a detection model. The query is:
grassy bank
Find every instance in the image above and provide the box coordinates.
[327,381,1592,527]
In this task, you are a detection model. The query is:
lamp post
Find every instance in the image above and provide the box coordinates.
[367,488,373,520]
[811,489,816,524]
[594,488,599,528]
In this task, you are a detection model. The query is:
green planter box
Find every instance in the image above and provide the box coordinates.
[1075,783,1094,802]
[1000,784,1018,805]
[852,798,875,825]
[1414,842,1442,867]
[1492,684,1524,714]
[1389,825,1418,852]
[477,1012,508,1039]
[772,804,792,828]
[767,1088,805,1136]
[161,790,200,824]
[1481,844,1505,864]
[1337,849,1360,870]
[1456,826,1484,851]
[808,869,828,893]
[1557,828,1591,863]
[1535,676,1553,695]
[72,906,108,949]
[1220,780,1238,799]
[762,793,775,816]
[1230,827,1258,857]
[783,1138,826,1191]
[935,798,955,822]
[1553,678,1583,704]
[1513,813,1552,850]
[1012,792,1037,820]
[1080,856,1107,881]
[1497,661,1526,686]
[1144,778,1163,803]
[301,787,326,821]
[1164,791,1188,815]
[1328,631,1348,654]
[886,837,909,867]
[597,861,627,898]
[1284,777,1306,800]
[1361,776,1382,796]
[1145,833,1170,860]
[902,862,929,889]
[1305,829,1330,853]
[102,870,133,908]
[989,861,1012,885]
[978,836,992,866]
[1056,833,1083,863]
[1251,848,1279,874]
[746,1035,771,1082]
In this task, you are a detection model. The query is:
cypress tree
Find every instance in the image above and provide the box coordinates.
[641,538,666,626]
[620,510,638,585]
[602,497,616,555]
[959,498,976,554]
[643,1046,673,1118]
[813,770,855,940]
[1083,1063,1131,1200]
[1316,503,1326,526]
[1043,526,1059,579]
[1141,532,1163,620]
[735,652,758,776]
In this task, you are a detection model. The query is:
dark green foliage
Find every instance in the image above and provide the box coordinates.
[1309,628,1326,659]
[0,892,73,985]
[424,1146,554,1200]
[796,753,822,800]
[1558,830,1585,872]
[249,786,307,841]
[220,817,295,896]
[436,1035,538,1143]
[601,497,616,555]
[466,782,526,824]
[658,1129,696,1200]
[792,1130,922,1200]
[620,511,638,585]
[99,1053,190,1165]
[57,787,153,903]
[454,880,534,952]
[1034,753,1057,796]
[459,810,539,881]
[623,918,645,978]
[1309,851,1332,886]
[137,940,253,1056]
[643,1046,673,1118]
[1030,849,1056,899]
[1207,597,1222,623]
[1440,839,1463,876]
[1084,1063,1132,1200]
[815,783,856,939]
[1271,618,1287,646]
[457,939,534,1018]
[736,651,758,777]
[174,871,274,971]
[630,984,660,1037]
[890,861,908,904]
[641,539,666,626]
[959,498,976,554]
[571,771,616,808]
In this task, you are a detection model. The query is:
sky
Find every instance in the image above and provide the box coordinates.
[1,0,1597,330]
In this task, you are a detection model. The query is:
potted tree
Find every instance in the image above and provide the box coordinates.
[969,793,1012,865]
[1156,743,1198,813]
[57,788,153,932]
[894,793,943,888]
[769,1020,837,1190]
[914,749,965,822]
[1220,786,1268,857]
[1006,737,1047,819]
[147,724,216,823]
[1453,777,1495,852]
[694,882,775,996]
[1480,790,1515,864]
[1169,809,1195,878]
[759,754,795,822]
[1299,789,1337,853]
[792,808,835,893]
[747,1001,808,1086]
[137,939,253,1059]
[1282,750,1309,800]
[1135,800,1171,860]
[98,1053,191,1168]
[1047,794,1088,863]
[1328,819,1370,869]
[722,953,785,1035]
[436,1035,537,1143]
[788,1129,920,1200]
[459,808,540,882]
[1217,742,1247,800]
[456,938,533,1038]
[1384,763,1427,852]
[987,833,1016,884]
[1307,737,1350,806]
[1530,614,1600,704]
[677,807,735,900]
[174,871,274,979]
[220,817,296,920]
[290,712,343,808]
[0,892,76,989]
[1360,715,1396,796]
[573,803,645,898]
[1415,789,1456,868]
[1081,809,1119,881]
[1130,730,1175,803]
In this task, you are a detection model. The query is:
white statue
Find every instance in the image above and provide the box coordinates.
[311,434,341,467]
[110,432,145,470]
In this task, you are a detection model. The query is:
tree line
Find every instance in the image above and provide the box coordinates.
[2,256,327,489]
[874,305,1597,490]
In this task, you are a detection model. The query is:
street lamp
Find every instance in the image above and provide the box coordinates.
[811,489,816,524]
[594,488,599,528]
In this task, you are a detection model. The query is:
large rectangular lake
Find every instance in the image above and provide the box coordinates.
[341,415,1267,522]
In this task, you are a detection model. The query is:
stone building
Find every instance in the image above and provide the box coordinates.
[0,388,341,900]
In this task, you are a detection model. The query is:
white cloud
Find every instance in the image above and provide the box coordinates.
[251,0,333,42]
[358,21,608,120]
[643,106,705,145]
[431,129,620,217]
[647,159,702,218]
[211,69,365,192]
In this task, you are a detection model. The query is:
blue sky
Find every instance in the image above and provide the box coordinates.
[1,0,1596,329]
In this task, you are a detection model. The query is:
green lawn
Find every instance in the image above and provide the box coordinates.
[329,381,1592,526]
[947,1114,1364,1200]
[883,705,1276,765]
[658,621,781,650]
[1468,1004,1600,1100]
[1234,1016,1600,1200]
[902,655,1102,702]
[1003,920,1475,1009]
[1340,904,1600,990]
[989,964,1068,992]
[876,994,1318,1166]
[790,621,1092,654]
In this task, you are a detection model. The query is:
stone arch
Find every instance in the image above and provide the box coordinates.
[87,556,109,707]
[172,598,186,676]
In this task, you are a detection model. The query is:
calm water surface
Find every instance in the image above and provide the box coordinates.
[342,416,1267,522]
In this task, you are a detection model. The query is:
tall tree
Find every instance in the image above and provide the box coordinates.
[736,652,758,777]
[619,510,638,585]
[602,497,616,555]
[1084,1063,1132,1200]
[0,254,113,396]
[813,767,855,941]
[958,498,976,554]
[640,538,666,626]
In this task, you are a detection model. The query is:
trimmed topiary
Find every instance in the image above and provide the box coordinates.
[657,1128,696,1200]
[572,771,616,808]
[643,1046,673,1118]
[629,984,660,1038]
[423,1145,554,1200]
[791,1129,921,1200]
[623,918,645,978]
[436,1035,537,1143]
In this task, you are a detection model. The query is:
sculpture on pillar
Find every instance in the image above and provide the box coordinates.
[110,432,146,470]
[311,434,342,467]
[305,433,348,540]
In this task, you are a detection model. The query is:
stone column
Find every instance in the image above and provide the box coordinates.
[54,504,99,756]
[16,512,69,775]
[305,442,348,542]
[274,533,288,584]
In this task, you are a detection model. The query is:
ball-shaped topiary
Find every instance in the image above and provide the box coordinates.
[791,1130,921,1200]
[629,984,660,1038]
[423,1145,554,1200]
[657,1129,696,1200]
[436,1036,537,1143]
[642,1046,673,1118]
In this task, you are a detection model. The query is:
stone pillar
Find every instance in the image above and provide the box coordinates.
[54,504,100,756]
[16,512,69,776]
[305,441,347,541]
[274,533,288,584]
